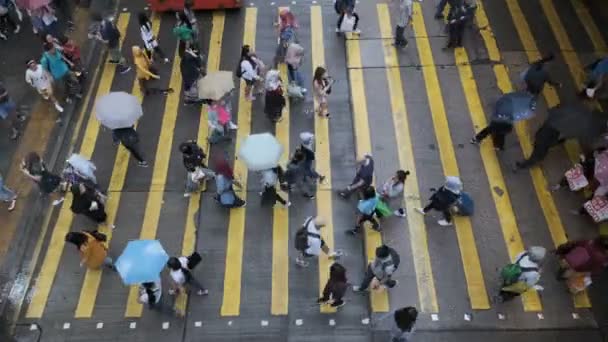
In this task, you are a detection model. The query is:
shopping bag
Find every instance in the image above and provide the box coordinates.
[565,163,589,191]
[375,200,393,218]
[583,196,608,223]
[565,246,591,271]
[340,14,356,32]
[566,273,592,294]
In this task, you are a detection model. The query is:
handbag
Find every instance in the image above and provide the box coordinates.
[565,246,591,271]
[583,196,608,223]
[187,252,202,269]
[375,200,393,218]
[565,163,589,191]
[340,14,356,32]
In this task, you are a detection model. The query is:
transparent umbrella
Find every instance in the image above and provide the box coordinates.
[238,133,283,171]
[95,92,143,129]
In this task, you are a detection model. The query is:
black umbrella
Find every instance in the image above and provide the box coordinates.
[546,104,607,146]
[492,91,537,123]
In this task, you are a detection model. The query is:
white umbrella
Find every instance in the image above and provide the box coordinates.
[95,92,143,129]
[238,133,283,171]
[197,71,235,101]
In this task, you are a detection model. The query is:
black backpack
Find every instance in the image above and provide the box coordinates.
[294,217,320,252]
[235,60,243,78]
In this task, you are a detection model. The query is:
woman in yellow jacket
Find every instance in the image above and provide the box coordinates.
[132,46,172,96]
[65,231,115,270]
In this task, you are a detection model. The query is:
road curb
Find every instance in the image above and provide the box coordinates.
[0,3,119,340]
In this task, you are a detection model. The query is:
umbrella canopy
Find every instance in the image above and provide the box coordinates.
[16,0,50,10]
[197,71,234,101]
[95,92,143,129]
[238,133,283,171]
[115,240,169,285]
[66,154,97,183]
[546,104,607,146]
[493,91,536,122]
[595,150,608,186]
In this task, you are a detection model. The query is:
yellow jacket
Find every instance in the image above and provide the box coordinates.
[80,232,108,269]
[132,46,159,81]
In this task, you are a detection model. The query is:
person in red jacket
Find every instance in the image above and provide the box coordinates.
[556,237,608,279]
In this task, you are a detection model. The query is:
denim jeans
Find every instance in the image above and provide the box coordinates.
[287,64,305,87]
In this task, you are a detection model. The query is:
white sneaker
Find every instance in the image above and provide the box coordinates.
[335,27,341,33]
[354,29,361,34]
[52,197,65,206]
[184,192,192,197]
[295,258,309,267]
[414,207,425,215]
[228,122,238,130]
[197,289,209,296]
[283,201,291,208]
[301,88,307,93]
[437,219,453,226]
[14,25,21,34]
[394,208,406,217]
[54,102,64,112]
[163,58,170,63]
[352,285,362,292]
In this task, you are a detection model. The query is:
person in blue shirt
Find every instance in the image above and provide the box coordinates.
[347,186,380,235]
[41,42,81,105]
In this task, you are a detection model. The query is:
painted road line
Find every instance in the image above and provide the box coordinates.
[412,2,489,309]
[453,47,542,311]
[220,7,256,317]
[376,4,438,313]
[124,43,184,317]
[345,27,388,312]
[175,11,225,315]
[271,6,290,316]
[25,14,130,319]
[570,0,608,54]
[74,15,163,318]
[488,0,591,308]
[310,6,337,314]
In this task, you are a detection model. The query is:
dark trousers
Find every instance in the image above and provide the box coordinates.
[0,13,18,31]
[146,45,167,61]
[435,0,449,16]
[356,213,379,230]
[337,12,360,30]
[474,121,513,150]
[517,125,561,169]
[447,21,465,48]
[423,201,452,222]
[120,143,145,162]
[395,25,407,47]
[359,265,396,291]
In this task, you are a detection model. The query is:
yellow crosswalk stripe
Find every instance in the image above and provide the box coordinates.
[271,6,290,316]
[74,15,162,319]
[376,4,438,313]
[501,0,591,308]
[124,43,184,317]
[570,0,608,54]
[25,14,131,319]
[453,48,542,311]
[310,6,337,314]
[220,7,257,317]
[345,27,388,312]
[175,11,226,315]
[412,2,489,309]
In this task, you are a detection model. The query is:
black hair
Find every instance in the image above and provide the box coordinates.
[178,13,192,29]
[329,263,347,283]
[362,186,376,200]
[167,257,193,282]
[375,245,390,259]
[43,42,54,51]
[138,12,151,30]
[142,282,157,306]
[394,306,418,332]
[65,231,88,249]
[396,170,410,183]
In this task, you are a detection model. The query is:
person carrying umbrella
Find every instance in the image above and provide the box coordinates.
[515,104,607,170]
[471,91,536,151]
[65,230,115,270]
[112,126,148,167]
[414,176,462,226]
[260,167,290,208]
[521,53,561,96]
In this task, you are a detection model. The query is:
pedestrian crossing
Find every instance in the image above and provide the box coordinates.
[21,0,608,330]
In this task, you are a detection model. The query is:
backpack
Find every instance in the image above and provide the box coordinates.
[500,253,537,286]
[235,60,243,78]
[452,192,474,216]
[294,217,320,252]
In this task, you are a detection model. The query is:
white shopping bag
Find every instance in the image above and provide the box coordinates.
[586,87,596,98]
[340,14,356,32]
[565,163,589,191]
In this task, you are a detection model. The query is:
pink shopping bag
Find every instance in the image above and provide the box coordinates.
[565,163,589,191]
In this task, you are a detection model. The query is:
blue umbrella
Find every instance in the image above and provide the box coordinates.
[115,240,169,285]
[493,91,537,122]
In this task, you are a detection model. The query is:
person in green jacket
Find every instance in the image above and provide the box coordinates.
[173,13,195,57]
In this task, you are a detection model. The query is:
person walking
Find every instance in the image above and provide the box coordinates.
[0,172,17,211]
[521,53,560,96]
[414,176,461,226]
[26,59,64,113]
[92,15,131,74]
[213,154,246,208]
[284,149,316,199]
[339,154,374,198]
[207,100,237,144]
[498,246,545,302]
[294,216,340,267]
[555,237,608,281]
[260,167,290,208]
[393,0,413,48]
[238,45,263,101]
[138,12,169,63]
[335,0,360,34]
[65,230,115,270]
[298,132,326,184]
[390,307,418,342]
[581,56,608,99]
[112,126,148,167]
[514,123,562,170]
[469,118,513,151]
[173,13,195,57]
[176,0,199,41]
[317,262,348,308]
[434,0,461,19]
[353,244,400,292]
[381,169,410,217]
[444,4,467,49]
[0,82,24,140]
[20,152,65,205]
[180,140,213,197]
[41,42,81,106]
[181,46,204,103]
[347,186,380,235]
[312,66,333,118]
[285,42,306,90]
[167,255,208,296]
[132,46,172,96]
[264,69,286,122]
[137,279,163,310]
[70,182,109,227]
[0,0,20,39]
